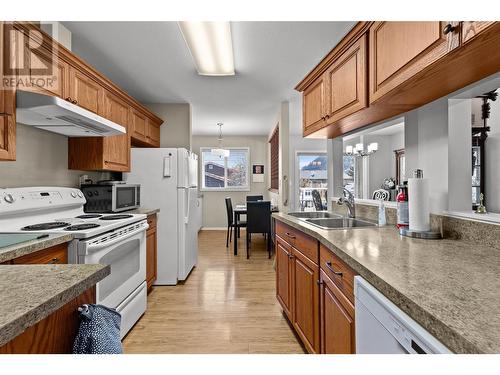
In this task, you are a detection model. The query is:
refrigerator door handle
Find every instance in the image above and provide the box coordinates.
[184,188,190,224]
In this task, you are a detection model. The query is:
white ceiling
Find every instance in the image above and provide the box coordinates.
[63,21,355,136]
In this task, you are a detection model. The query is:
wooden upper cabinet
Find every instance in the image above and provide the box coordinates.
[276,236,293,320]
[99,89,130,171]
[325,34,367,125]
[146,122,160,147]
[462,21,496,44]
[0,114,15,160]
[303,75,326,133]
[68,66,102,113]
[320,269,355,354]
[369,21,460,103]
[130,108,148,142]
[28,46,69,98]
[292,247,320,354]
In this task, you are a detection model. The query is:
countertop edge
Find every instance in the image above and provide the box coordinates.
[126,208,160,216]
[0,264,110,347]
[272,213,482,354]
[0,234,74,263]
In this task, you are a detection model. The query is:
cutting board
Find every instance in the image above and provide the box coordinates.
[0,234,44,249]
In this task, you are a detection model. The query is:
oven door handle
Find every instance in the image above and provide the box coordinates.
[85,223,149,253]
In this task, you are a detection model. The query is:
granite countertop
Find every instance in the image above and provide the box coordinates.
[0,233,74,263]
[126,208,160,216]
[0,264,110,346]
[273,212,500,354]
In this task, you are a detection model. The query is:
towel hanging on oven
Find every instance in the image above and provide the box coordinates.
[73,304,123,354]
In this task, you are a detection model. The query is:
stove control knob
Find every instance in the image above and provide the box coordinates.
[4,194,15,204]
[71,191,77,198]
[77,191,83,198]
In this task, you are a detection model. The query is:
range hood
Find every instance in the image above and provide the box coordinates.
[16,90,126,137]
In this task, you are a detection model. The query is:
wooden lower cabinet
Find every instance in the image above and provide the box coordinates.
[291,247,320,353]
[146,214,157,291]
[11,243,68,264]
[320,269,355,354]
[276,236,293,320]
[0,287,95,353]
[275,220,356,354]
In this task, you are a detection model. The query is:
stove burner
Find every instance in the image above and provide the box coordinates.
[21,222,70,231]
[64,223,101,231]
[75,214,103,219]
[100,214,133,221]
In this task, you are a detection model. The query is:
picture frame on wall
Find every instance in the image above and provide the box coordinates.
[252,164,264,183]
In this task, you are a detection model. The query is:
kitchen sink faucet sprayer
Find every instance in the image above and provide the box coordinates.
[337,188,355,218]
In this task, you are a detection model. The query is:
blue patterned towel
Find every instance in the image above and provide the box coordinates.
[73,304,123,354]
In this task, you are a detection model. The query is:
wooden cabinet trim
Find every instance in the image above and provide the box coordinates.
[12,22,163,126]
[275,235,293,320]
[0,114,16,160]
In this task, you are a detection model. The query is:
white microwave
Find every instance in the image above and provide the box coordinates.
[81,182,140,213]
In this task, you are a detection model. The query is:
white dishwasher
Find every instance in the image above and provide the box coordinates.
[354,276,452,354]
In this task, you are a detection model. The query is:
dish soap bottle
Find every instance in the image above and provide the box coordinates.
[378,199,386,226]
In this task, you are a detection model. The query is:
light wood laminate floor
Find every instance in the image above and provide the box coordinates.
[123,230,305,354]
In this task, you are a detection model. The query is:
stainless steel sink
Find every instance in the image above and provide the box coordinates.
[304,217,377,230]
[288,211,341,219]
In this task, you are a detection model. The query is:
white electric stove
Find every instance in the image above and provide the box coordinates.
[0,187,149,338]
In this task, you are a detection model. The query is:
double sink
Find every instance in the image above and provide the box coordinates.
[288,211,377,230]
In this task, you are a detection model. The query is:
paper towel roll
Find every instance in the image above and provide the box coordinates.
[408,177,430,232]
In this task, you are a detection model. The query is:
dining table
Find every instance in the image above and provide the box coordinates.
[233,204,279,256]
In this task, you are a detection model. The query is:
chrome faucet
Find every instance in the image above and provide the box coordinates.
[337,188,356,218]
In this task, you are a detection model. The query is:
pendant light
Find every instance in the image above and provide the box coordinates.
[211,123,230,158]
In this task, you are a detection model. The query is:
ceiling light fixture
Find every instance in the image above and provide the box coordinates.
[178,21,235,76]
[211,123,230,158]
[344,142,378,157]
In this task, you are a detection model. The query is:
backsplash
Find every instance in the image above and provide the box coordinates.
[332,200,500,250]
[0,124,108,188]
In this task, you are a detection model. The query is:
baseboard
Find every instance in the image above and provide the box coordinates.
[201,227,247,231]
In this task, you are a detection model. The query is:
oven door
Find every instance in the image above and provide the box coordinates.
[112,185,139,212]
[77,221,148,308]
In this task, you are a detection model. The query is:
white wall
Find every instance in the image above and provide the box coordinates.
[191,135,269,228]
[0,124,108,188]
[405,98,449,214]
[485,94,500,212]
[268,101,291,212]
[145,103,191,150]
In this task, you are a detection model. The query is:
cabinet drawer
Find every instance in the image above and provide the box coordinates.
[319,244,355,303]
[276,221,318,264]
[12,243,68,265]
[147,213,157,230]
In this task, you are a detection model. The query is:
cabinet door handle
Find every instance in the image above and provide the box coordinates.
[443,23,456,35]
[285,232,296,239]
[325,261,343,277]
[72,100,78,104]
[49,258,59,264]
[288,254,294,259]
[317,279,323,285]
[66,97,72,102]
[325,114,330,119]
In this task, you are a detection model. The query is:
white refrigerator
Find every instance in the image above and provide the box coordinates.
[124,148,199,285]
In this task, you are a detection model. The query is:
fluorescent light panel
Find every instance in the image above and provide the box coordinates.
[179,21,235,76]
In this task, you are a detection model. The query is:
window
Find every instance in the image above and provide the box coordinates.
[297,153,327,211]
[200,148,250,191]
[269,125,279,191]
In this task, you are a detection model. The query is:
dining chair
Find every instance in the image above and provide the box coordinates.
[246,195,264,202]
[225,197,246,248]
[246,201,271,259]
[311,189,324,211]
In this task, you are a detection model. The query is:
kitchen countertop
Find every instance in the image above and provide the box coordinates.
[273,212,500,354]
[126,208,160,216]
[0,264,110,347]
[0,233,74,263]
